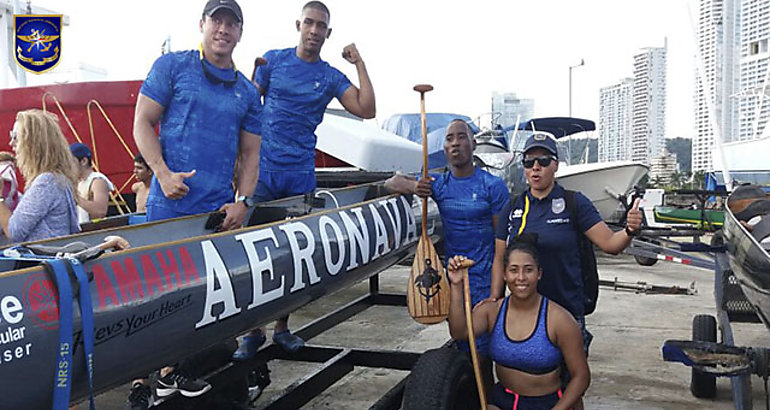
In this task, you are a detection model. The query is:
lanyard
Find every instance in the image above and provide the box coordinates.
[44,258,96,410]
[518,193,531,236]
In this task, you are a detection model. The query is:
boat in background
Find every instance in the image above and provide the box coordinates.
[555,161,649,221]
[653,206,724,229]
[381,113,482,170]
[723,186,770,328]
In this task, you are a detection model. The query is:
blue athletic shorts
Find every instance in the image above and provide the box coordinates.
[490,383,562,410]
[253,169,315,202]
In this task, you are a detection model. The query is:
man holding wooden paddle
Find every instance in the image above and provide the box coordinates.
[233,0,376,360]
[386,118,510,389]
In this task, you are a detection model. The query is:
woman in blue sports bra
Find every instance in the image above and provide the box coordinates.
[448,239,590,410]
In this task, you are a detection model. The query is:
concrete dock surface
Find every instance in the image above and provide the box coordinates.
[92,252,769,409]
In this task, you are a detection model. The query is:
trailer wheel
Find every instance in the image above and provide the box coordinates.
[402,347,477,410]
[634,255,658,266]
[691,314,717,398]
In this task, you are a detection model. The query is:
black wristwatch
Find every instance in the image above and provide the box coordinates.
[625,225,640,237]
[237,195,255,208]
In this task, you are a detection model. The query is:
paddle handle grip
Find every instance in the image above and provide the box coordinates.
[461,261,487,410]
[414,84,433,235]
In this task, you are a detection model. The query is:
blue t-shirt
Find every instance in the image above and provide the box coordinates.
[255,47,351,171]
[431,168,510,304]
[140,50,262,217]
[494,183,602,317]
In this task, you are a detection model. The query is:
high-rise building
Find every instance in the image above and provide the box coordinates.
[737,0,770,142]
[693,0,741,172]
[649,149,679,185]
[491,92,535,129]
[631,42,668,164]
[598,78,634,162]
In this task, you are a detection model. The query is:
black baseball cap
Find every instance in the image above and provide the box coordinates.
[203,0,243,22]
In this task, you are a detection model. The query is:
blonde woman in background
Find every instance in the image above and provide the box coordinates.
[0,109,80,242]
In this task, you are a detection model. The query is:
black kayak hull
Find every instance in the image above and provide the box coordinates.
[0,184,435,409]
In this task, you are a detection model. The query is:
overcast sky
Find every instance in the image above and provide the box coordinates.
[31,0,697,138]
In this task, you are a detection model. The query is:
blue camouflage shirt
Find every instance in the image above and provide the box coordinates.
[255,47,351,171]
[431,168,510,305]
[140,50,262,216]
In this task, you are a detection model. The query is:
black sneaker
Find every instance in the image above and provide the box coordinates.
[247,363,271,403]
[125,382,152,410]
[156,371,212,398]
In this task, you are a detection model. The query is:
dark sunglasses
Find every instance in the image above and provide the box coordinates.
[201,59,237,88]
[522,156,556,169]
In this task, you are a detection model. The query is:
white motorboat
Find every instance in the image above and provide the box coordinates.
[556,161,649,221]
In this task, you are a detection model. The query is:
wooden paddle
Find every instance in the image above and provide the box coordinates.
[407,84,450,325]
[456,258,487,410]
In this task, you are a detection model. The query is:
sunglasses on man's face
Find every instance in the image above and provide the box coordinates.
[522,156,557,169]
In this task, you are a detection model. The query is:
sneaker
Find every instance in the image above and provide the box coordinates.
[125,382,152,410]
[272,330,304,353]
[247,363,271,403]
[232,331,267,361]
[156,370,212,398]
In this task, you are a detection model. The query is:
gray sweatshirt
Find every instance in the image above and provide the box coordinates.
[8,172,80,243]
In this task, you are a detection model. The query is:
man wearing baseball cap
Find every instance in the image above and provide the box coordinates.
[69,142,115,224]
[129,1,261,407]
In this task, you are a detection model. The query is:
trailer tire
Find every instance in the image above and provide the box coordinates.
[691,314,717,398]
[634,255,658,266]
[402,347,477,410]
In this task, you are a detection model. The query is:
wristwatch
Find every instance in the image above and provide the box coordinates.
[625,225,640,237]
[237,195,255,208]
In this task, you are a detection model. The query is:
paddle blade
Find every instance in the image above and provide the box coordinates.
[407,236,449,324]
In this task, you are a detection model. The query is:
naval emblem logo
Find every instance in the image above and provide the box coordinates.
[552,197,566,214]
[14,14,62,74]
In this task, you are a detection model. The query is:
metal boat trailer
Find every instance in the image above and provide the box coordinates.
[623,228,717,270]
[615,202,770,408]
[662,232,768,409]
[154,272,434,410]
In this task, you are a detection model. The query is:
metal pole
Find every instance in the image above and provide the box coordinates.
[568,66,572,118]
[568,59,585,164]
[568,59,584,117]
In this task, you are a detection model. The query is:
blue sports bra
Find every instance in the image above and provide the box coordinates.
[489,296,563,375]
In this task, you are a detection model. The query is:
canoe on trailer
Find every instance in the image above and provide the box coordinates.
[653,206,724,228]
[0,182,439,409]
[723,186,770,329]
